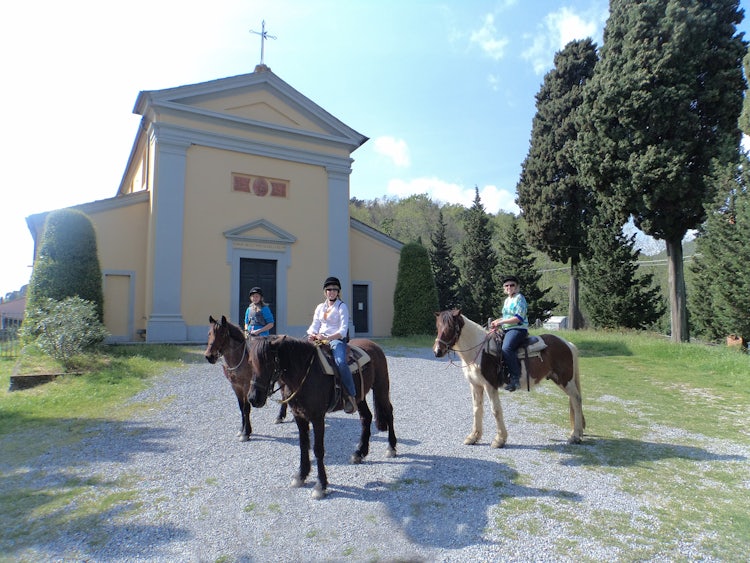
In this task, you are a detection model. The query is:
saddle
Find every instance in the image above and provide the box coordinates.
[481,332,548,389]
[315,343,371,412]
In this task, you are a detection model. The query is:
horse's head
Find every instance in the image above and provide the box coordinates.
[248,335,284,408]
[205,315,232,364]
[433,309,465,357]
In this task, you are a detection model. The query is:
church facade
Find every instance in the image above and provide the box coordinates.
[26,65,402,343]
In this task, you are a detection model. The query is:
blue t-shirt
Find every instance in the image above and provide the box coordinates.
[245,305,274,336]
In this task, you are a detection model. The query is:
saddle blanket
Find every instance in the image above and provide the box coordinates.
[485,335,548,358]
[316,345,371,375]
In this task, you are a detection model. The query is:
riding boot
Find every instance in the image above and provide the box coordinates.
[343,394,358,414]
[505,375,520,392]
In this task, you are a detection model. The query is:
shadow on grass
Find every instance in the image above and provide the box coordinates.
[574,340,634,358]
[0,418,190,559]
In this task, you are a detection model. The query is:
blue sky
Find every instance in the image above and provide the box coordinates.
[2,0,748,297]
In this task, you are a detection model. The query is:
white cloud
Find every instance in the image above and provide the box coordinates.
[385,177,519,215]
[373,136,411,167]
[470,14,510,61]
[522,7,601,75]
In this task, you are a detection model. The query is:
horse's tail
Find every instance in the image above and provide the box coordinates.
[568,340,586,430]
[368,345,394,432]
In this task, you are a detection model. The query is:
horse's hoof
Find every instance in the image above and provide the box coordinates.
[385,447,397,459]
[312,485,327,500]
[568,435,583,445]
[490,438,506,448]
[274,417,284,424]
[350,452,364,464]
[463,434,480,445]
[291,476,305,488]
[236,430,242,437]
[239,434,250,442]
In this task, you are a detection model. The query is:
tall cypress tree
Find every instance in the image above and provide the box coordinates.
[392,242,439,336]
[456,188,498,322]
[25,208,104,329]
[580,214,665,330]
[517,38,598,329]
[495,219,557,326]
[576,0,746,342]
[429,210,460,310]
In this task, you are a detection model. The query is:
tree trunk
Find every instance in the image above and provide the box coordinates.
[567,260,584,329]
[666,239,689,342]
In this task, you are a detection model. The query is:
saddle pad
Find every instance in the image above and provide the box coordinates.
[485,335,548,359]
[316,345,371,375]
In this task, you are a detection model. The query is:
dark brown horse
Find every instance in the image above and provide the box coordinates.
[248,335,397,499]
[204,315,286,441]
[434,309,585,445]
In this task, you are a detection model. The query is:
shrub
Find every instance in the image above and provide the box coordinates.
[20,297,109,369]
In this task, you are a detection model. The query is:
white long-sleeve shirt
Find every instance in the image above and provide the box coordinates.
[307,299,349,340]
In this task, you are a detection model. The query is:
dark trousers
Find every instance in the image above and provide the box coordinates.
[502,328,527,382]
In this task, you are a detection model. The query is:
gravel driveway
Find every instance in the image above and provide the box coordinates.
[6,346,743,562]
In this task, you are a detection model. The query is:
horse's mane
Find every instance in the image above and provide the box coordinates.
[254,335,318,374]
[224,319,246,343]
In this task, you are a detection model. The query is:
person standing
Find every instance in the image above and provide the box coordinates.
[244,287,275,337]
[490,275,529,392]
[306,276,357,414]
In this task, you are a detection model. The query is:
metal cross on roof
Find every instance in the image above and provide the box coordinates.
[249,20,277,66]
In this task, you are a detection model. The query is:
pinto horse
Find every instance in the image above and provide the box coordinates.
[434,309,585,446]
[204,315,287,441]
[248,335,397,499]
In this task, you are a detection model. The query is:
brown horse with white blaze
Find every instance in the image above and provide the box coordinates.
[434,309,585,446]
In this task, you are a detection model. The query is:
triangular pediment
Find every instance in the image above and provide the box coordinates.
[133,67,367,149]
[224,219,297,245]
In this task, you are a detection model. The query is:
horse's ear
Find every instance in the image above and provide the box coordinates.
[434,311,441,318]
[452,308,462,317]
[221,315,228,326]
[209,315,217,324]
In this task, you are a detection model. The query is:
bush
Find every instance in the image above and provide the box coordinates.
[20,297,109,369]
[392,242,439,336]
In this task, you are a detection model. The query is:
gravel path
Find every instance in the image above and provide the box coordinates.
[5,346,745,562]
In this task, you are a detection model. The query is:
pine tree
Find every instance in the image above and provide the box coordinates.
[517,38,598,329]
[580,214,665,330]
[456,188,498,323]
[25,209,104,333]
[576,0,746,341]
[391,242,439,336]
[495,219,557,326]
[689,157,750,342]
[429,210,460,310]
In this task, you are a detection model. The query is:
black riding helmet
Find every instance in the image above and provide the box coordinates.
[501,275,519,285]
[323,276,341,290]
[249,286,263,297]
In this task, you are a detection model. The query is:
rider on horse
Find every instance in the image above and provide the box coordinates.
[490,275,529,392]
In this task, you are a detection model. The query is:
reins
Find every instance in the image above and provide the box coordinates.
[271,348,316,405]
[217,326,249,372]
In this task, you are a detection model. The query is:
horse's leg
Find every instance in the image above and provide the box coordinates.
[291,416,312,488]
[275,402,287,424]
[464,382,484,445]
[310,415,328,499]
[561,379,584,444]
[234,387,250,441]
[485,383,508,448]
[351,400,372,464]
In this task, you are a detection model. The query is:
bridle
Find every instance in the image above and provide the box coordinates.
[212,322,248,372]
[435,315,502,364]
[253,343,316,405]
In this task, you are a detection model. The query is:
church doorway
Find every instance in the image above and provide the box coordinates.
[239,258,277,334]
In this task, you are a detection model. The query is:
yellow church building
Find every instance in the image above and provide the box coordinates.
[26,64,403,343]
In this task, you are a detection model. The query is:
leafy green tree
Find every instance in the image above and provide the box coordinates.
[495,219,557,326]
[21,297,109,369]
[575,0,747,342]
[25,209,104,334]
[429,210,460,310]
[580,214,666,329]
[689,157,750,342]
[517,38,598,329]
[455,188,498,323]
[391,242,439,336]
